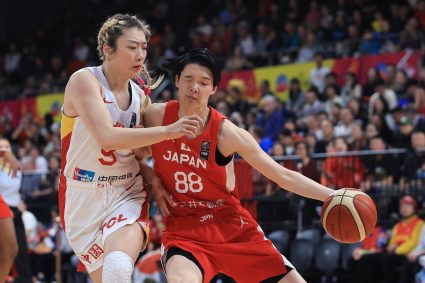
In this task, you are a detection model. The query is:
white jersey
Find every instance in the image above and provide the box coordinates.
[0,162,22,207]
[61,66,145,188]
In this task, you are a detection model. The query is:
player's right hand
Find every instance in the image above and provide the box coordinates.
[165,115,202,140]
[151,175,176,216]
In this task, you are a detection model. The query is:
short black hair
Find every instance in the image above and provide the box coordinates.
[160,48,221,87]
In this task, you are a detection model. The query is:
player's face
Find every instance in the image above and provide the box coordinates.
[400,203,415,217]
[110,27,147,78]
[0,139,11,152]
[175,64,217,108]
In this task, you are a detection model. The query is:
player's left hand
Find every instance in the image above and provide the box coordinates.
[152,175,176,216]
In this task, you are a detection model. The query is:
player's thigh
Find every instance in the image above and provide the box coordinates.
[165,254,203,283]
[104,222,145,262]
[0,218,18,258]
[277,269,307,283]
[89,267,102,283]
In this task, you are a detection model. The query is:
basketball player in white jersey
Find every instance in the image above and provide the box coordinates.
[60,14,201,283]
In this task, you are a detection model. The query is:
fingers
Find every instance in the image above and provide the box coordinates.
[163,192,176,207]
[185,115,203,126]
[158,200,171,216]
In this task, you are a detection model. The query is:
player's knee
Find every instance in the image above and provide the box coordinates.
[167,271,202,283]
[102,251,134,283]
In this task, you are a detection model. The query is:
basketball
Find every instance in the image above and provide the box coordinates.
[321,189,377,243]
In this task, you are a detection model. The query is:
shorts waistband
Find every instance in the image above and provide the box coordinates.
[63,175,141,191]
[164,206,240,231]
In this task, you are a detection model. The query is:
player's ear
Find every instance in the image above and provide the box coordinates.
[103,44,112,59]
[211,86,217,95]
[175,74,180,88]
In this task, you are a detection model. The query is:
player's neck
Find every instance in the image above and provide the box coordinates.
[102,64,129,93]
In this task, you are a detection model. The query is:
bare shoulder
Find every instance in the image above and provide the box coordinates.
[218,119,248,156]
[66,69,99,92]
[64,69,101,116]
[143,103,167,127]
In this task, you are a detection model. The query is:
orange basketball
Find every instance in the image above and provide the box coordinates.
[321,189,377,243]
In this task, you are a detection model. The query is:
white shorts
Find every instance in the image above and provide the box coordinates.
[63,176,150,273]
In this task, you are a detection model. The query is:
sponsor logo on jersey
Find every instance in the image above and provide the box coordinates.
[200,213,214,222]
[113,121,124,128]
[102,213,128,232]
[73,168,95,182]
[163,150,207,169]
[200,141,210,160]
[180,142,191,152]
[97,172,133,182]
[80,243,104,264]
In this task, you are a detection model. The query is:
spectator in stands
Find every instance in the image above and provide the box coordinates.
[224,45,254,72]
[309,52,330,94]
[363,67,382,102]
[361,136,398,192]
[334,107,356,138]
[286,78,305,113]
[255,94,284,141]
[321,137,364,189]
[341,72,362,104]
[393,116,415,149]
[348,122,368,151]
[369,79,398,114]
[400,131,425,188]
[0,138,31,283]
[348,225,388,283]
[315,119,335,153]
[277,128,295,156]
[299,87,325,119]
[399,224,425,283]
[363,195,424,283]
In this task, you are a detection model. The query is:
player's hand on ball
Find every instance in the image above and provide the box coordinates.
[152,175,176,216]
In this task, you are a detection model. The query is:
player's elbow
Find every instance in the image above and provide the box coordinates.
[96,133,117,151]
[279,167,295,186]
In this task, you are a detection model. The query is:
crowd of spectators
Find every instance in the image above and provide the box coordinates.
[2,0,425,98]
[1,0,425,281]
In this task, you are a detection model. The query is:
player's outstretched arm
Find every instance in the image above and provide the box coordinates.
[218,120,334,202]
[64,71,201,150]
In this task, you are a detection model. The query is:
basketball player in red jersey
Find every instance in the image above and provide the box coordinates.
[144,48,335,283]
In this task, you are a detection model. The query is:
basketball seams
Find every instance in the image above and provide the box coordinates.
[322,189,376,243]
[341,196,366,240]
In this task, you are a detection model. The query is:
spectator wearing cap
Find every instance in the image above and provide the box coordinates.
[393,116,415,149]
[362,195,424,283]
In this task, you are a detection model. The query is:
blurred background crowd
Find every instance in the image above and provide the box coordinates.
[2,0,425,282]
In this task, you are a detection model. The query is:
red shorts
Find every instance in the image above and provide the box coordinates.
[0,195,13,219]
[161,206,292,283]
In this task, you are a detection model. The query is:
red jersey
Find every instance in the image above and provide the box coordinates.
[151,101,289,282]
[152,100,240,220]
